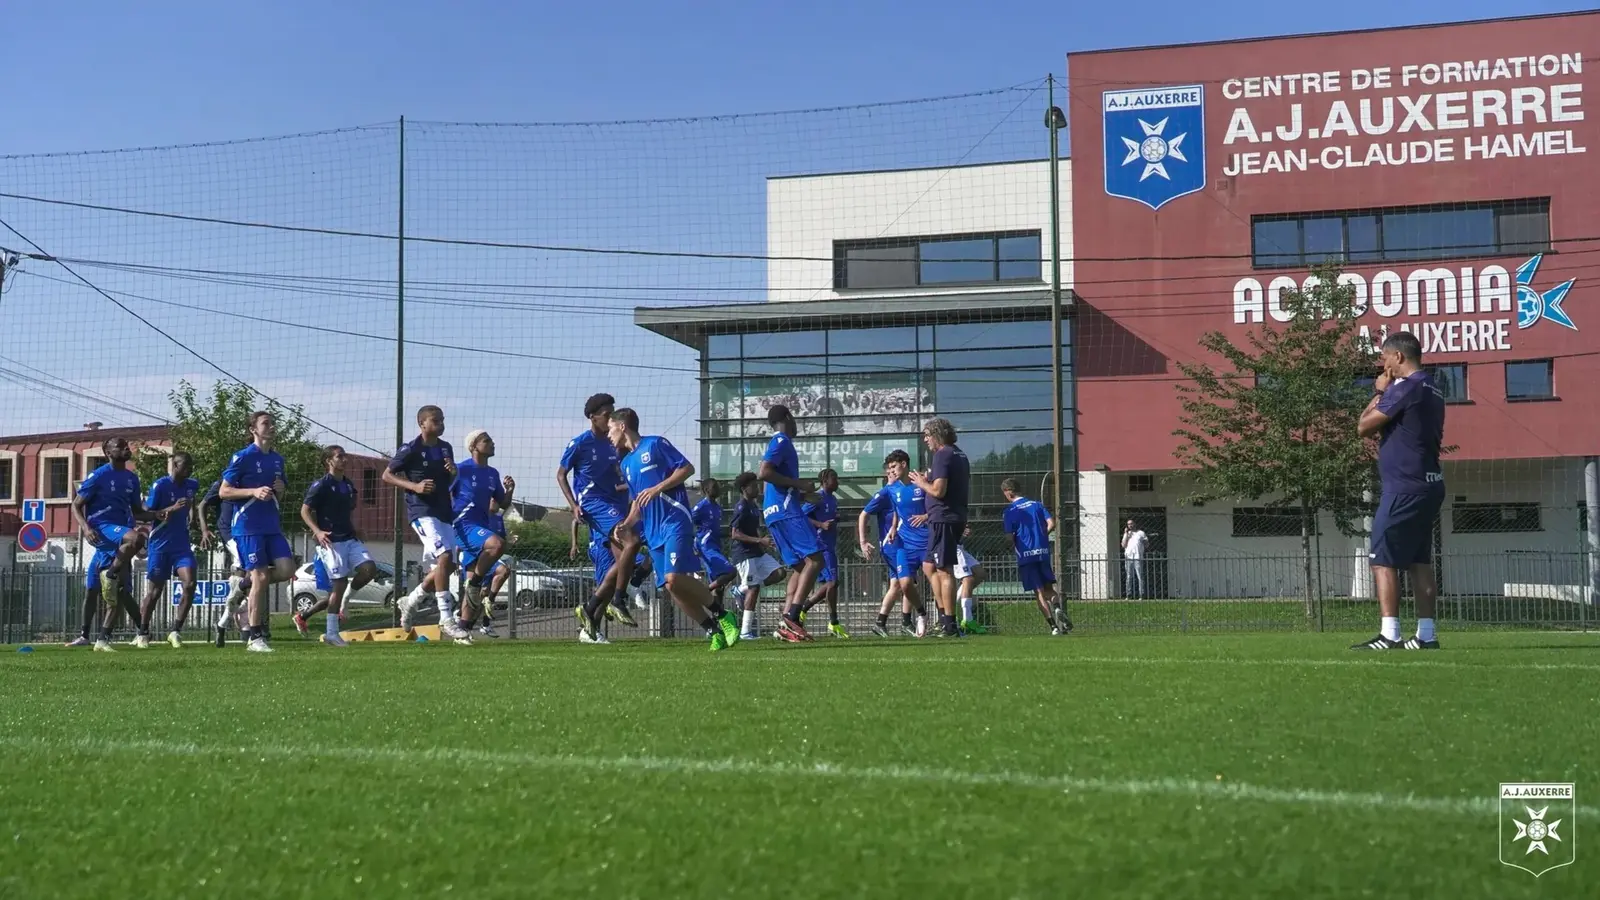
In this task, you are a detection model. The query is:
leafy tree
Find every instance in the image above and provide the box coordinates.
[1172,262,1378,614]
[505,517,579,565]
[136,380,325,537]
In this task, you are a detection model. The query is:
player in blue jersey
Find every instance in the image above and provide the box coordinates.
[385,404,471,642]
[199,478,248,647]
[606,408,741,651]
[952,526,988,635]
[758,405,824,643]
[728,471,784,639]
[133,452,202,648]
[473,507,513,638]
[798,468,849,639]
[558,393,646,629]
[691,478,737,607]
[220,411,295,653]
[297,445,379,647]
[450,429,515,643]
[70,436,158,652]
[1002,478,1070,635]
[859,464,922,638]
[883,449,933,636]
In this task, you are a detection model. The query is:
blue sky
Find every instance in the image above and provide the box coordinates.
[1,0,1589,504]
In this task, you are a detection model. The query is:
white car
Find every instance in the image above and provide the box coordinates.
[290,561,396,615]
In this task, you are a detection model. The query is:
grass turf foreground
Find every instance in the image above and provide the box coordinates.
[0,632,1594,899]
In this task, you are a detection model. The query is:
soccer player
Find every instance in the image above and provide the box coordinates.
[952,526,987,635]
[452,429,514,642]
[911,417,970,639]
[860,466,919,638]
[799,468,848,638]
[474,509,513,638]
[220,410,295,653]
[71,437,155,652]
[135,452,202,648]
[199,477,249,647]
[759,405,824,643]
[692,478,737,608]
[297,445,379,647]
[1001,478,1071,634]
[558,393,643,629]
[1354,331,1446,651]
[606,408,740,651]
[729,471,782,640]
[882,449,931,636]
[385,404,471,642]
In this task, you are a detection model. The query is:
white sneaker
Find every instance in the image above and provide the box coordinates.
[439,618,469,640]
[454,634,475,646]
[93,639,115,653]
[915,615,927,638]
[132,634,151,649]
[321,633,349,647]
[166,632,183,649]
[398,594,417,631]
[1051,627,1062,636]
[630,587,648,610]
[478,622,500,638]
[246,637,274,653]
[579,630,610,644]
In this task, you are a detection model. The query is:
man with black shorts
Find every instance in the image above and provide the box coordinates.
[911,417,969,639]
[1353,331,1446,651]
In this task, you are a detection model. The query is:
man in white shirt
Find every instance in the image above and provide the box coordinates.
[1121,519,1148,599]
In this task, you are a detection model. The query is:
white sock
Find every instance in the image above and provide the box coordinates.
[741,609,757,635]
[325,610,342,636]
[961,597,975,621]
[218,598,239,630]
[405,585,427,608]
[1416,618,1435,642]
[1381,616,1401,641]
[434,591,454,619]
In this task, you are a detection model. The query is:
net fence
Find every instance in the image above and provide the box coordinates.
[0,77,1593,641]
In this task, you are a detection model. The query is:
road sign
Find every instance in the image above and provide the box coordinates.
[171,580,230,606]
[17,522,47,553]
[15,551,48,564]
[22,500,45,523]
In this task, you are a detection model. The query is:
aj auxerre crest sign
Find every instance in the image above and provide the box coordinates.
[1104,84,1206,210]
[1499,783,1575,877]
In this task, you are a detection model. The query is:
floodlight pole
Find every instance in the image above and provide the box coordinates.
[1046,76,1072,604]
[393,116,407,619]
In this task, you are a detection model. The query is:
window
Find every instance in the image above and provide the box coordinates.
[1251,199,1549,268]
[1127,474,1154,493]
[1426,364,1469,403]
[0,455,13,502]
[834,231,1042,290]
[42,454,72,500]
[706,334,741,359]
[362,468,378,506]
[1505,359,1554,401]
[1232,507,1313,538]
[81,453,107,478]
[1452,502,1541,534]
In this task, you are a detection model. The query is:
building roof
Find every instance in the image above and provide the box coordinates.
[767,157,1057,182]
[0,424,170,447]
[635,289,1073,348]
[1067,10,1595,57]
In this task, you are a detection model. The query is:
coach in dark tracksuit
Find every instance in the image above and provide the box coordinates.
[912,416,970,639]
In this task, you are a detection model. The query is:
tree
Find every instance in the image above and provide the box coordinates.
[136,380,325,537]
[1172,262,1378,615]
[504,517,577,565]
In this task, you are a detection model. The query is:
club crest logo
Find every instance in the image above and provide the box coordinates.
[1103,84,1206,210]
[1499,783,1576,877]
[1515,255,1577,331]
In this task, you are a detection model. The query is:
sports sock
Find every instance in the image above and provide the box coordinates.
[783,604,802,623]
[876,613,888,628]
[901,612,913,629]
[699,615,719,633]
[433,591,454,619]
[583,594,605,622]
[961,597,975,621]
[1416,618,1436,642]
[706,597,726,618]
[325,612,341,637]
[1381,616,1401,642]
[741,609,757,635]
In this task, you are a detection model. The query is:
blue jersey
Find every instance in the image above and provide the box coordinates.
[1003,497,1052,560]
[618,436,694,547]
[304,474,358,543]
[760,432,806,524]
[78,464,141,529]
[803,490,839,551]
[487,511,506,537]
[222,443,287,536]
[388,436,455,521]
[1376,370,1446,495]
[202,480,235,536]
[146,476,199,552]
[884,480,928,551]
[561,430,627,507]
[451,458,507,529]
[692,498,724,554]
[863,487,899,549]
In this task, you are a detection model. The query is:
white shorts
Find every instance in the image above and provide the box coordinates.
[411,516,458,566]
[316,539,373,581]
[953,546,981,581]
[736,555,780,592]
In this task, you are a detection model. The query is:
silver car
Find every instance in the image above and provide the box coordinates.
[290,561,396,615]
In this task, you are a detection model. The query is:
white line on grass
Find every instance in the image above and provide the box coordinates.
[504,652,1600,673]
[3,734,1592,820]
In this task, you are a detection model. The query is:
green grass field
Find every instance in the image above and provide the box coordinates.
[1,631,1595,899]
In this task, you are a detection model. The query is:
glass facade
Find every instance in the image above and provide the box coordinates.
[700,316,1073,528]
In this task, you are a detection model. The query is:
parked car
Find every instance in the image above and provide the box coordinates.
[290,561,396,615]
[509,559,589,610]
